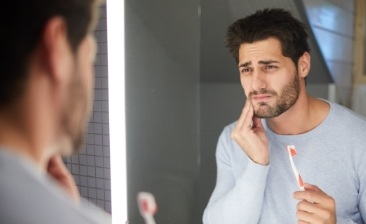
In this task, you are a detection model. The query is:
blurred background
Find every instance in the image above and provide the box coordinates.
[64,0,366,223]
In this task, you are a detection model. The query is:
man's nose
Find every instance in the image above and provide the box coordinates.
[251,70,267,90]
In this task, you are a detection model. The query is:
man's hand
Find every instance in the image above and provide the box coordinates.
[293,183,336,224]
[47,155,80,203]
[231,100,269,165]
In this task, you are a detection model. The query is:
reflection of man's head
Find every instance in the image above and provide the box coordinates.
[1,0,102,155]
[226,8,310,68]
[226,8,310,118]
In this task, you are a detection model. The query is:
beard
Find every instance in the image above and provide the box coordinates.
[60,66,91,156]
[249,71,300,118]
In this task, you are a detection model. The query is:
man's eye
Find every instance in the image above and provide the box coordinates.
[241,68,251,73]
[265,65,277,70]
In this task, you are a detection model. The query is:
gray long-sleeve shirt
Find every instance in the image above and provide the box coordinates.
[0,149,112,224]
[203,101,366,224]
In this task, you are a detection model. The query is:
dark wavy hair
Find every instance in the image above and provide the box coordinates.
[226,8,310,65]
[0,0,102,108]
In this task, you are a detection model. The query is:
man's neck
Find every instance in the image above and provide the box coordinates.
[0,100,55,172]
[265,95,330,135]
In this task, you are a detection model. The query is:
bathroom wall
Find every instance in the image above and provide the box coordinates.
[303,0,355,106]
[125,0,200,223]
[64,4,111,213]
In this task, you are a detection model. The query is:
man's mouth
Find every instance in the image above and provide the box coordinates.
[252,94,272,102]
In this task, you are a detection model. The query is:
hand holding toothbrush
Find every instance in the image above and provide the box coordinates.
[293,183,336,224]
[286,145,336,223]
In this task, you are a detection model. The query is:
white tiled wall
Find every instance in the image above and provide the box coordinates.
[64,5,111,213]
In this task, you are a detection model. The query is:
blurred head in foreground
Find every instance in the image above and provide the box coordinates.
[0,0,102,165]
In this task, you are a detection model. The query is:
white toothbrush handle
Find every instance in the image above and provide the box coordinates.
[288,155,305,191]
[144,215,156,224]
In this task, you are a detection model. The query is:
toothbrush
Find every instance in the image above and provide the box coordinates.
[286,145,305,191]
[137,192,158,224]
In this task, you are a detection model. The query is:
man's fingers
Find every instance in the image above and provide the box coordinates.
[47,155,67,176]
[294,184,337,224]
[303,183,323,193]
[297,199,336,223]
[231,100,252,138]
[297,200,318,214]
[241,100,254,130]
[252,115,263,129]
[293,184,327,204]
[296,209,322,224]
[294,189,319,203]
[296,200,329,224]
[297,221,310,224]
[47,155,80,202]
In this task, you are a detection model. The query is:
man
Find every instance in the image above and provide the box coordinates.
[0,1,111,223]
[203,9,366,224]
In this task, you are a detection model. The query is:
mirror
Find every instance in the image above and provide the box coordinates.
[124,0,347,223]
[67,0,357,223]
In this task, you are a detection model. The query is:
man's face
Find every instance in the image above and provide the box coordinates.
[238,37,300,118]
[62,34,97,154]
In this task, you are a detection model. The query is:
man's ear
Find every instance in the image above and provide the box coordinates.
[298,52,311,78]
[39,17,72,85]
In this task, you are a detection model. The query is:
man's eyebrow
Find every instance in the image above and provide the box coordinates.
[238,61,251,68]
[238,60,279,68]
[258,60,280,65]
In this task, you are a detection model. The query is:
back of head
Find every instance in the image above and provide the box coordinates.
[226,8,310,65]
[0,0,101,109]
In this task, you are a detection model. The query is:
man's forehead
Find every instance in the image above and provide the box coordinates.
[239,38,282,53]
[238,39,286,65]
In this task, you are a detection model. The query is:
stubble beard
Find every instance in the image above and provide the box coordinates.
[61,66,91,156]
[251,72,300,119]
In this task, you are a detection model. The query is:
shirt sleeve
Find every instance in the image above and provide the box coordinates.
[356,146,366,224]
[202,127,269,224]
[336,137,366,224]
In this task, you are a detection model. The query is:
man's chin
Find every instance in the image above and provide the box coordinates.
[254,112,274,119]
[57,134,85,157]
[254,105,277,119]
[71,135,85,155]
[254,104,267,115]
[53,136,73,157]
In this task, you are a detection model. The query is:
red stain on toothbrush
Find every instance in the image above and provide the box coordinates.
[142,200,149,213]
[142,199,157,214]
[289,147,297,156]
[138,193,158,215]
[298,174,304,187]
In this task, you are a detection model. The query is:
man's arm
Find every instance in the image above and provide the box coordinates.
[202,126,269,224]
[203,100,271,224]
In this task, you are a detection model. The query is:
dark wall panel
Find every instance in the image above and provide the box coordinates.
[125,1,200,223]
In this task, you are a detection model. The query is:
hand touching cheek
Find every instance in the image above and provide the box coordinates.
[231,100,269,165]
[47,155,80,203]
